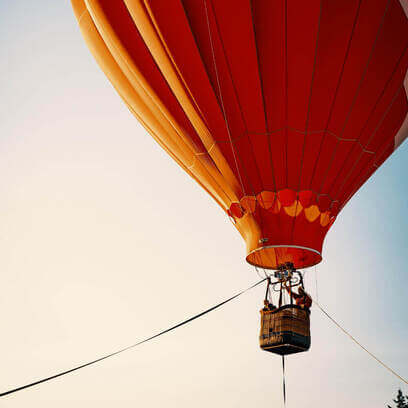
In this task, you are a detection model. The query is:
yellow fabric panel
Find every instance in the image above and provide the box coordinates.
[320,212,331,227]
[304,205,320,222]
[257,191,276,210]
[72,0,237,211]
[84,0,241,206]
[284,200,303,217]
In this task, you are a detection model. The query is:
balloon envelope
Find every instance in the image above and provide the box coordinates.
[72,0,408,269]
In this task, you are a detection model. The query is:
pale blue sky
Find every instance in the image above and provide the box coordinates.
[0,1,407,407]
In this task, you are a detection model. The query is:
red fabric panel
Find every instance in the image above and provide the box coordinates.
[326,0,390,135]
[234,135,263,194]
[266,131,287,191]
[182,0,407,266]
[85,0,408,267]
[310,0,389,193]
[249,132,276,192]
[217,139,254,195]
[338,92,408,202]
[330,83,408,199]
[360,50,408,149]
[366,91,408,153]
[286,0,321,129]
[299,0,361,189]
[317,195,331,213]
[285,1,321,190]
[340,0,408,143]
[209,0,266,133]
[325,49,408,196]
[278,189,296,207]
[286,128,304,189]
[251,0,286,131]
[299,190,317,208]
[251,1,287,189]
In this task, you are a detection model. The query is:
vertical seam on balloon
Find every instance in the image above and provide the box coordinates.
[315,0,392,195]
[203,0,246,196]
[208,1,248,133]
[248,0,282,242]
[208,0,265,201]
[334,84,404,203]
[248,0,278,194]
[328,44,408,199]
[284,0,289,187]
[290,0,324,245]
[307,0,362,191]
[297,0,323,191]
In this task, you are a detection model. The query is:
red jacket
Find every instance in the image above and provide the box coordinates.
[292,291,312,309]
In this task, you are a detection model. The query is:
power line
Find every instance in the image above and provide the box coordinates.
[0,278,266,398]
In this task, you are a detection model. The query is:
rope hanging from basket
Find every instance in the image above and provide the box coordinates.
[282,355,287,407]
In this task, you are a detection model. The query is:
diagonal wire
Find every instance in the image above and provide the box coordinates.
[313,299,407,385]
[203,0,246,196]
[248,0,278,194]
[0,278,267,398]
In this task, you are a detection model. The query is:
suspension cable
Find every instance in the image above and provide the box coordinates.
[314,299,407,385]
[282,355,287,408]
[0,278,267,398]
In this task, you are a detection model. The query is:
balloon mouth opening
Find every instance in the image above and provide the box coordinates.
[246,245,322,270]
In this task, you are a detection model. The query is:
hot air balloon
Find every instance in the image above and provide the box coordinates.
[71,0,408,355]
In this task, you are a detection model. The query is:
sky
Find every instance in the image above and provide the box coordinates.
[0,1,407,407]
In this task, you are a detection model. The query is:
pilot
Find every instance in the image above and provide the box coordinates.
[285,285,312,310]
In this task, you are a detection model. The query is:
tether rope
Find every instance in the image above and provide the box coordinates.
[314,299,408,385]
[282,355,287,408]
[0,278,266,398]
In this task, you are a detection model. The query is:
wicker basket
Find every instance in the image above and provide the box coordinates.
[259,305,311,355]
